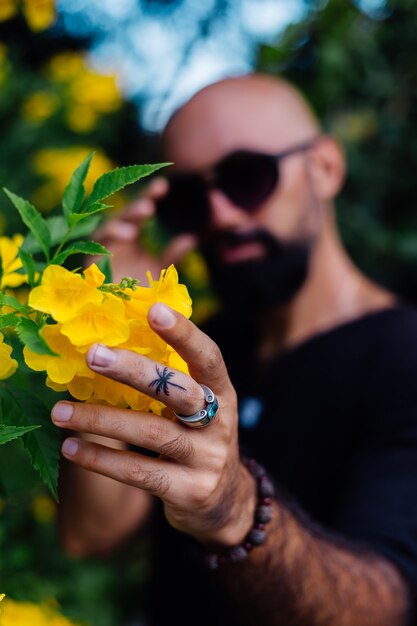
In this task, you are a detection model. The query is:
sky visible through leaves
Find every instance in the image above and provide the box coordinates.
[56,0,387,132]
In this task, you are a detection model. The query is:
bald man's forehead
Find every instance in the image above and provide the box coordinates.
[162,75,320,170]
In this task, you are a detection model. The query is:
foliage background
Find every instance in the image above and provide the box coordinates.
[1,1,417,625]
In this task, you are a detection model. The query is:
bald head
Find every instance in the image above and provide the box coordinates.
[162,73,321,169]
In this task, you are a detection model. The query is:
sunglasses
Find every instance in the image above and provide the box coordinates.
[155,138,318,236]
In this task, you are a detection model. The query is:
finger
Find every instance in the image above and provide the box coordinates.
[94,218,139,243]
[86,345,205,417]
[161,234,197,267]
[52,401,196,462]
[60,437,173,496]
[147,303,234,396]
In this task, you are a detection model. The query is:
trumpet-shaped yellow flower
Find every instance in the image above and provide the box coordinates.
[0,234,27,289]
[61,295,128,348]
[0,332,17,380]
[23,324,94,384]
[24,263,192,415]
[124,265,192,320]
[29,265,103,323]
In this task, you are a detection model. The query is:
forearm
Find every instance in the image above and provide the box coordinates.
[58,435,152,556]
[218,499,411,626]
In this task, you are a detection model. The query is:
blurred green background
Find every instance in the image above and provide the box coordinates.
[1,1,417,624]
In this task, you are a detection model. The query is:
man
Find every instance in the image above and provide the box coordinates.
[51,73,417,626]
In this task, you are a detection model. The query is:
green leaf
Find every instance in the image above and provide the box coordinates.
[97,255,113,283]
[22,214,102,254]
[0,423,41,445]
[17,248,37,286]
[3,188,51,260]
[0,386,60,499]
[15,318,57,355]
[51,240,111,266]
[68,203,111,225]
[0,292,30,313]
[0,312,22,328]
[63,151,94,219]
[82,163,171,212]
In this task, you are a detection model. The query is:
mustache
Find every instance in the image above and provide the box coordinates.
[203,228,277,252]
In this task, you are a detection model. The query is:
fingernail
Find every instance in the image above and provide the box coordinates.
[52,402,73,422]
[150,303,176,329]
[89,344,116,367]
[62,438,79,456]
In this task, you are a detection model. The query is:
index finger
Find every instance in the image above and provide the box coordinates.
[147,303,234,397]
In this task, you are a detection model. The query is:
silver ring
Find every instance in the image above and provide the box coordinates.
[174,384,219,428]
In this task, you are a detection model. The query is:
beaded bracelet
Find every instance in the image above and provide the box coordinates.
[202,456,275,571]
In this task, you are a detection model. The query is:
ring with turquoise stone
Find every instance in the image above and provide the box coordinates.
[174,384,219,428]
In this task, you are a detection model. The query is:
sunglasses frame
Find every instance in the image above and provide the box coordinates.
[156,135,321,235]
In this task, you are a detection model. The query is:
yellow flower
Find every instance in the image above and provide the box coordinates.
[23,324,94,384]
[0,332,17,380]
[28,265,103,323]
[124,265,192,320]
[32,146,115,210]
[60,295,129,349]
[25,264,192,415]
[22,0,56,32]
[32,493,56,523]
[21,91,59,123]
[0,595,81,625]
[0,234,27,289]
[0,0,17,23]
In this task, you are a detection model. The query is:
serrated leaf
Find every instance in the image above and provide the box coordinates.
[82,163,170,212]
[52,240,111,266]
[0,424,41,445]
[18,248,37,285]
[3,188,51,260]
[63,151,94,219]
[22,214,102,254]
[0,312,22,328]
[0,292,30,313]
[15,318,57,355]
[69,203,111,225]
[0,386,60,499]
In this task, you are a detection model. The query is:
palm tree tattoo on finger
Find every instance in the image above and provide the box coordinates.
[148,365,186,396]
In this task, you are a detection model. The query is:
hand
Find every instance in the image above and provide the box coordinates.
[92,177,197,283]
[51,303,256,547]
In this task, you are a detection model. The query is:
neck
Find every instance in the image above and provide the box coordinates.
[257,216,397,361]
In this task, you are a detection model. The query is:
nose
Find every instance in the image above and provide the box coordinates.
[207,188,250,230]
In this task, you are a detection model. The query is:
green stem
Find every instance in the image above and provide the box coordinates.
[49,224,75,265]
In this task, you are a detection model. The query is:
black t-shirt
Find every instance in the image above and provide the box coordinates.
[145,304,417,625]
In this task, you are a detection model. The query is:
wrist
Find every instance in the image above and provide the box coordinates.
[198,457,276,570]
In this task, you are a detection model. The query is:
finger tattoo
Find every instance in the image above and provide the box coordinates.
[148,365,186,396]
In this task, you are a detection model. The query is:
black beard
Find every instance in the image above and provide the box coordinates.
[199,229,311,315]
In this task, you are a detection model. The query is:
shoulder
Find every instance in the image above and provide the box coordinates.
[362,303,417,422]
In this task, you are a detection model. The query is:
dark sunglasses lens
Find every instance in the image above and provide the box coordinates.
[216,151,279,210]
[155,175,209,235]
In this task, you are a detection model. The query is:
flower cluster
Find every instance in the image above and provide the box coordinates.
[0,594,81,626]
[23,262,192,415]
[0,0,56,32]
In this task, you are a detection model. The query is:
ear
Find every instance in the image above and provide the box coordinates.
[306,135,346,200]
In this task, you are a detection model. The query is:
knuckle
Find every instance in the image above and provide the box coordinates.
[159,434,194,461]
[192,473,219,505]
[180,386,205,416]
[123,458,170,495]
[86,404,103,431]
[204,341,224,376]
